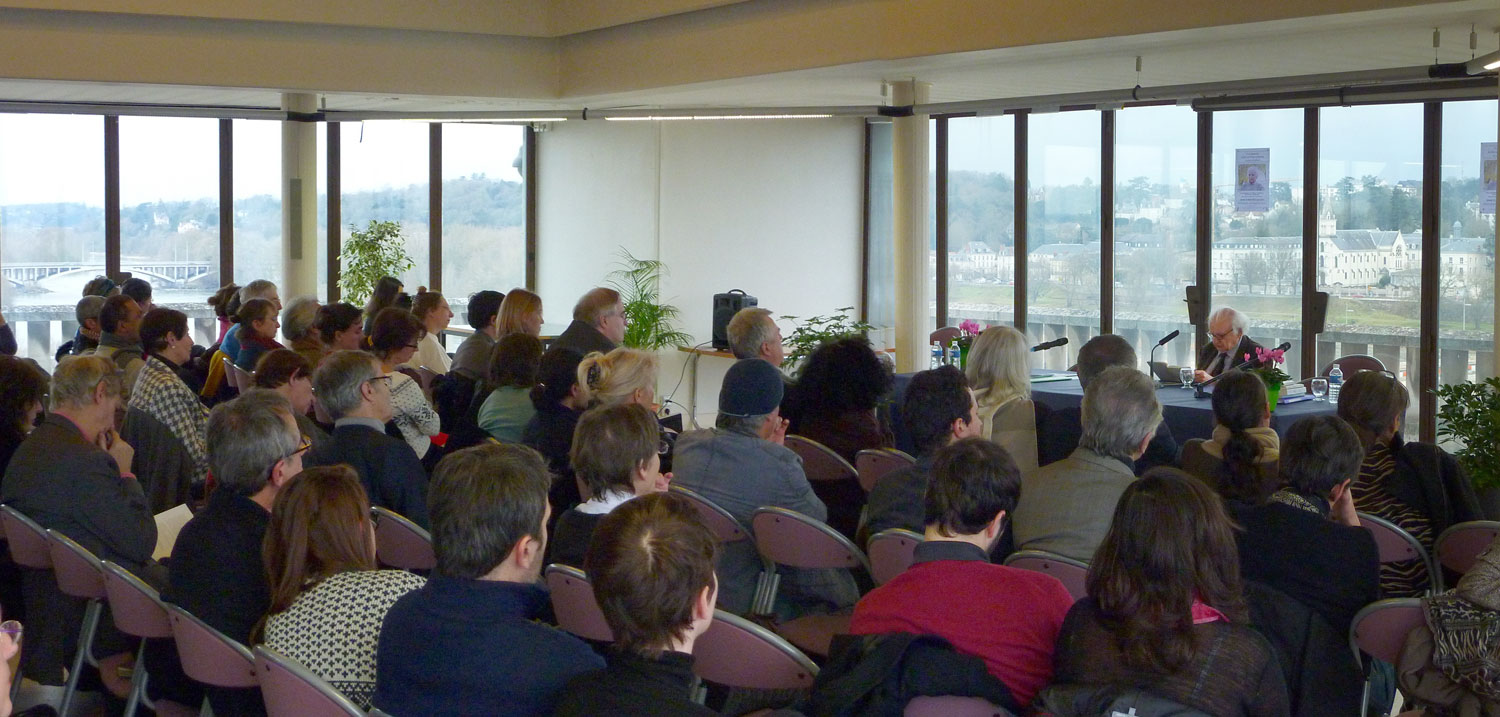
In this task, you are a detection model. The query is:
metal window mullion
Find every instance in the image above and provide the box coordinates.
[1301,108,1319,378]
[1014,111,1029,331]
[1100,110,1115,334]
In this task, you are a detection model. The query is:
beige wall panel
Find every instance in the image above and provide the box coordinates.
[0,1,551,37]
[550,0,747,35]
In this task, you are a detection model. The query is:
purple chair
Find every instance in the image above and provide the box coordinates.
[670,485,752,544]
[254,645,365,717]
[372,506,436,571]
[164,602,258,699]
[45,529,107,717]
[1004,550,1089,601]
[867,528,923,586]
[750,507,869,657]
[1359,512,1438,594]
[695,609,818,691]
[786,435,858,484]
[1,505,51,702]
[100,561,172,717]
[785,435,864,539]
[1320,354,1386,378]
[929,327,962,346]
[855,448,916,494]
[543,564,614,643]
[1350,598,1424,717]
[904,696,1014,716]
[1434,521,1500,584]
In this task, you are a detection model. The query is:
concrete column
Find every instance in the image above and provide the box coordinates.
[1494,82,1499,378]
[891,80,931,373]
[281,93,319,298]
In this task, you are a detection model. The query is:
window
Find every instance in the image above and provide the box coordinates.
[1438,100,1497,436]
[1028,111,1101,369]
[865,121,895,330]
[946,115,1016,341]
[441,123,527,312]
[340,121,429,294]
[232,119,283,291]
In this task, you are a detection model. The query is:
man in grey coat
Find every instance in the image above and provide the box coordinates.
[672,358,858,618]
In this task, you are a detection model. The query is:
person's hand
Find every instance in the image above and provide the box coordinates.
[1331,484,1359,527]
[770,417,790,445]
[99,430,135,477]
[1193,369,1210,384]
[655,472,673,492]
[0,624,17,717]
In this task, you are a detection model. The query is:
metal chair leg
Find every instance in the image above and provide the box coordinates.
[122,638,148,717]
[59,599,102,717]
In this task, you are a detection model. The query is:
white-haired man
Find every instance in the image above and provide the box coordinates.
[1194,306,1264,382]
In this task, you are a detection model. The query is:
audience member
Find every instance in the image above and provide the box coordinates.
[222,279,281,362]
[362,275,403,337]
[521,347,586,478]
[305,350,429,526]
[1050,468,1289,715]
[93,294,147,394]
[0,356,46,475]
[784,335,893,464]
[208,282,240,344]
[405,289,453,373]
[69,295,107,356]
[577,346,675,470]
[1195,306,1264,381]
[1037,334,1178,472]
[233,297,285,371]
[1233,415,1378,637]
[548,403,670,567]
[82,275,118,298]
[478,333,543,443]
[259,465,426,709]
[368,307,442,461]
[1398,536,1500,714]
[553,287,624,356]
[1339,370,1479,597]
[120,276,154,313]
[0,613,15,717]
[727,306,792,412]
[1180,369,1280,503]
[965,325,1043,471]
[253,349,330,447]
[374,443,603,715]
[315,301,365,354]
[497,287,543,338]
[451,289,505,381]
[673,358,856,617]
[865,365,983,538]
[852,438,1074,708]
[554,493,719,717]
[1012,366,1161,562]
[130,308,210,483]
[0,310,11,357]
[281,295,324,368]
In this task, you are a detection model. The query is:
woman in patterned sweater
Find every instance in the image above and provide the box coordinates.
[368,307,442,463]
[258,465,425,709]
[129,308,210,482]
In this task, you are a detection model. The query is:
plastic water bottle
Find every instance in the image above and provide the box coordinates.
[930,342,942,369]
[1328,364,1343,404]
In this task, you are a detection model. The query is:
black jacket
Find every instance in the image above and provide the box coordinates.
[806,632,1020,717]
[1244,581,1365,717]
[1381,434,1481,538]
[553,649,715,717]
[306,421,430,528]
[552,319,616,357]
[1197,335,1266,376]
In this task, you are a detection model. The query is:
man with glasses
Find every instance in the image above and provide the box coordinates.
[304,349,430,527]
[1194,306,1264,383]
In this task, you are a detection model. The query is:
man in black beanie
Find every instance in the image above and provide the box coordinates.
[672,359,859,619]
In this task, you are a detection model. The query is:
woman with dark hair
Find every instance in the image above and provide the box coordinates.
[208,283,240,344]
[259,465,425,709]
[363,276,404,336]
[784,335,893,464]
[522,347,587,477]
[233,298,284,371]
[477,333,544,443]
[1339,370,1479,597]
[368,307,441,461]
[1179,369,1280,503]
[1051,467,1289,715]
[316,302,365,353]
[130,307,211,482]
[0,355,47,475]
[253,349,330,447]
[404,289,453,374]
[547,403,669,567]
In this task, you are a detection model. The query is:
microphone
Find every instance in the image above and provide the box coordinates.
[1031,337,1068,352]
[1149,330,1180,380]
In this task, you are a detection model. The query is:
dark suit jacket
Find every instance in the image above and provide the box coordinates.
[1197,335,1265,376]
[552,319,616,357]
[306,421,430,528]
[1037,407,1178,474]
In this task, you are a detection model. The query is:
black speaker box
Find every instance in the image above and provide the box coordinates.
[712,290,757,350]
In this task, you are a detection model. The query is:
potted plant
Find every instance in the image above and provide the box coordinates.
[956,318,986,370]
[779,307,873,377]
[607,249,691,350]
[1435,378,1500,517]
[339,220,414,305]
[1246,346,1292,413]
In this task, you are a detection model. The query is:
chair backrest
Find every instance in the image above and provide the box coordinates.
[254,645,365,717]
[855,448,916,493]
[1434,521,1500,576]
[1004,550,1090,600]
[695,609,818,690]
[669,485,751,543]
[233,363,256,390]
[371,506,436,571]
[413,367,440,400]
[221,354,240,391]
[100,560,173,640]
[751,507,871,574]
[929,326,962,346]
[45,529,107,600]
[867,529,923,585]
[785,435,858,483]
[0,504,52,569]
[1358,512,1437,590]
[543,564,614,643]
[1320,354,1386,377]
[1349,598,1424,665]
[164,603,258,688]
[904,696,1013,717]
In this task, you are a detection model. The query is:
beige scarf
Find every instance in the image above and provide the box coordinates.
[1199,425,1280,463]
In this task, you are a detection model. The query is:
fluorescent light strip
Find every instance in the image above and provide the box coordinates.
[602,114,834,121]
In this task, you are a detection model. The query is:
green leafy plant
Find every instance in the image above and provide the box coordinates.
[608,249,691,350]
[779,307,873,376]
[339,220,414,305]
[1435,377,1500,491]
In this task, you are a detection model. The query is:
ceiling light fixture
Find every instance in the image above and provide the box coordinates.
[602,113,835,121]
[1465,49,1500,74]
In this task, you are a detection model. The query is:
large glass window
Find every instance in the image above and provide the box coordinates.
[232,119,283,291]
[340,121,429,294]
[1028,111,1101,369]
[1115,106,1197,369]
[866,121,895,331]
[1438,101,1497,426]
[441,123,527,314]
[946,115,1016,338]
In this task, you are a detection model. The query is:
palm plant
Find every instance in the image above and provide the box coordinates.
[607,249,691,350]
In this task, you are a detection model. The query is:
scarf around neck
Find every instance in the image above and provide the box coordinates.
[1200,425,1280,463]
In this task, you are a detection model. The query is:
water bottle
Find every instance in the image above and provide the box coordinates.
[930,342,942,369]
[1328,364,1343,404]
[949,339,960,367]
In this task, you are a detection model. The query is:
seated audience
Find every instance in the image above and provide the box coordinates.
[548,403,670,567]
[478,333,544,443]
[1012,366,1161,562]
[93,294,147,394]
[1180,369,1280,503]
[253,349,330,447]
[1037,334,1177,472]
[1339,370,1479,597]
[208,282,240,344]
[361,275,403,338]
[0,355,46,475]
[374,443,603,715]
[222,279,281,363]
[673,358,856,617]
[784,335,893,464]
[233,297,285,371]
[1398,536,1500,714]
[1050,468,1290,716]
[554,493,719,717]
[497,287,543,338]
[865,365,981,537]
[120,276,154,313]
[451,289,505,381]
[578,346,675,470]
[521,347,587,479]
[1233,415,1378,638]
[554,287,624,356]
[726,306,791,411]
[259,465,426,709]
[369,307,442,461]
[1195,306,1264,381]
[281,295,324,368]
[68,295,107,357]
[965,325,1044,472]
[305,350,429,527]
[130,307,211,483]
[404,289,453,373]
[82,274,118,298]
[315,301,365,354]
[852,438,1074,708]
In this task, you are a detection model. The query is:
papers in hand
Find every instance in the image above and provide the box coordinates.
[153,503,194,560]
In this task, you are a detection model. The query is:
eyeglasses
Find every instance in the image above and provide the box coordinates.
[291,434,313,457]
[1209,329,1240,341]
[366,374,393,388]
[404,343,420,350]
[0,620,20,639]
[658,438,672,456]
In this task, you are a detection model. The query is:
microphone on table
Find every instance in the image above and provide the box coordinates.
[1193,341,1293,398]
[1031,337,1069,352]
[1148,330,1180,381]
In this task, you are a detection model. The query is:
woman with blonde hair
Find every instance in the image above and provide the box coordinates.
[964,325,1039,470]
[578,347,676,470]
[496,288,543,338]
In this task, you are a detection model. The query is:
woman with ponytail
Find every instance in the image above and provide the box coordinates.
[1179,369,1280,504]
[576,347,676,471]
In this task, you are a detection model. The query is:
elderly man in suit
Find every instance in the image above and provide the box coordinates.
[1194,306,1265,382]
[553,287,625,357]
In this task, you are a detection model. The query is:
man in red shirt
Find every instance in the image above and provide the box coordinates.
[850,437,1074,707]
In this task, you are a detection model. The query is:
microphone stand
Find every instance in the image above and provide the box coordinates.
[1192,355,1259,399]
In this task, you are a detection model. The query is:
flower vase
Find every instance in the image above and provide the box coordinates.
[958,340,971,371]
[1266,382,1282,413]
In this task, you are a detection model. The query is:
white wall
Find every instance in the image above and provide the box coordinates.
[537,117,864,423]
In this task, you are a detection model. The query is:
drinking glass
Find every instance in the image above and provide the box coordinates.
[1311,377,1329,402]
[1179,366,1194,389]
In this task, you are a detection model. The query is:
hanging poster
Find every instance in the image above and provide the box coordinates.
[1482,142,1497,214]
[1235,148,1270,212]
